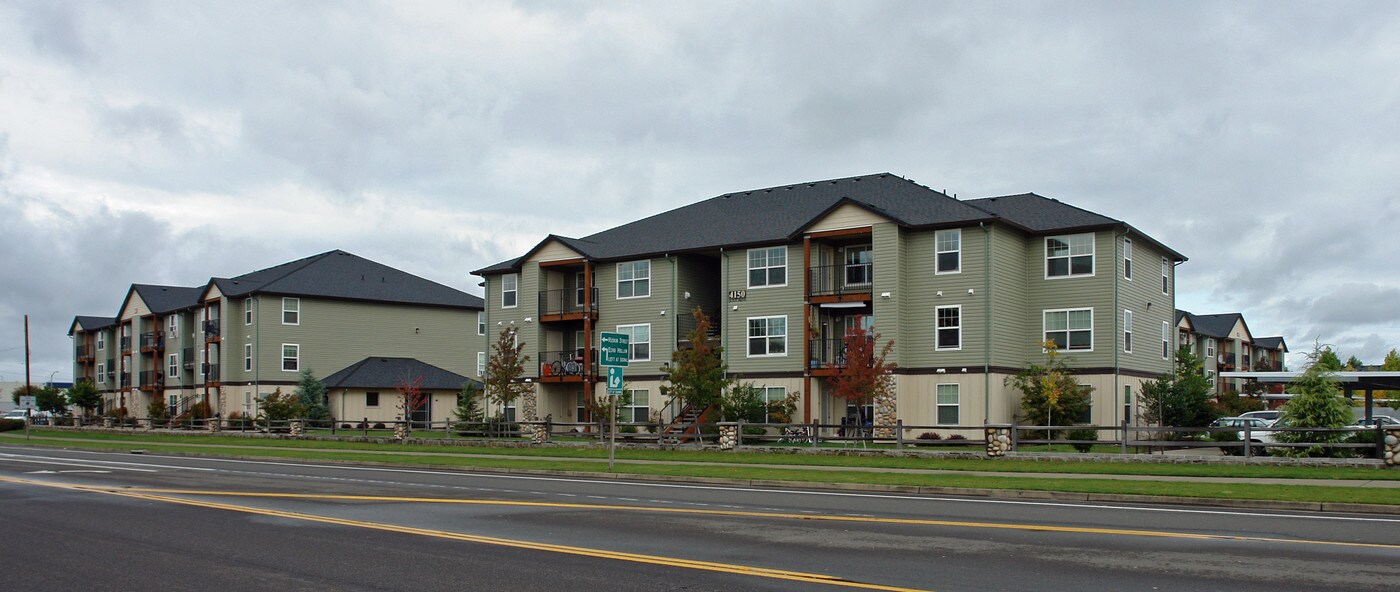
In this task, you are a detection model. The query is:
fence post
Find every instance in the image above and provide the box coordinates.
[1377,424,1385,460]
[736,419,744,447]
[1009,423,1019,452]
[363,417,369,437]
[1120,419,1128,455]
[810,420,819,448]
[896,419,904,450]
[1243,422,1252,459]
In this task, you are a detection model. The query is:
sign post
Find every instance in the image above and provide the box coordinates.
[599,332,629,471]
[19,395,35,440]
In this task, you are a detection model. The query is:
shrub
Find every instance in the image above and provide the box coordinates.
[947,434,967,441]
[373,422,386,429]
[0,419,24,432]
[917,432,942,441]
[742,425,766,436]
[1066,429,1098,453]
[226,411,251,428]
[1211,429,1242,455]
[340,423,353,429]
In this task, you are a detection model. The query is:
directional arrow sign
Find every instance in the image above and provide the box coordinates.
[606,366,624,396]
[600,332,630,367]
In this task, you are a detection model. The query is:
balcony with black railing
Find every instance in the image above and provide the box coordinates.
[1223,352,1237,367]
[676,308,721,345]
[182,348,195,372]
[538,349,598,382]
[807,263,874,301]
[204,320,221,340]
[137,370,164,389]
[120,336,132,354]
[202,363,221,383]
[139,331,165,352]
[75,344,93,362]
[807,336,873,376]
[538,288,598,321]
[120,372,131,387]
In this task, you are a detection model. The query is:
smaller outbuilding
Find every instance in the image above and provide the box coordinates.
[322,357,480,427]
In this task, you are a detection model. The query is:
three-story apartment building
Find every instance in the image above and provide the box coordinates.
[70,250,484,421]
[1175,310,1288,395]
[474,173,1185,429]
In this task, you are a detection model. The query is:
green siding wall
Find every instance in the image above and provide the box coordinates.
[1023,228,1117,368]
[723,245,803,374]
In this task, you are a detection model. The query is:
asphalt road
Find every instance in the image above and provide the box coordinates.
[1,445,1396,591]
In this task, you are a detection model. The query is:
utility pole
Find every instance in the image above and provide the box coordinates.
[25,314,32,394]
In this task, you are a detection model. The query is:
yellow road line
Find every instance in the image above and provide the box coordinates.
[39,482,1400,552]
[0,476,929,592]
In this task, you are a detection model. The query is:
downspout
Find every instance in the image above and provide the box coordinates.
[669,254,677,349]
[720,247,728,376]
[1114,229,1124,426]
[482,278,490,419]
[254,297,260,415]
[981,222,991,423]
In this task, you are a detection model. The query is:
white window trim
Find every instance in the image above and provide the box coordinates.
[1123,238,1133,281]
[282,297,300,326]
[244,343,253,372]
[616,323,652,362]
[1162,321,1170,360]
[168,316,179,338]
[746,246,789,289]
[168,353,178,379]
[245,298,254,325]
[477,352,486,377]
[616,260,651,300]
[1160,257,1170,295]
[501,273,518,308]
[1123,310,1133,354]
[1043,307,1094,352]
[1206,338,1216,358]
[1044,233,1096,280]
[622,388,650,422]
[97,333,105,351]
[935,383,960,426]
[477,312,486,336]
[760,386,787,422]
[934,305,962,351]
[934,228,962,275]
[281,343,300,372]
[97,362,106,383]
[746,315,788,358]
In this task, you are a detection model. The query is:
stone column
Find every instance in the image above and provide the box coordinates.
[1384,429,1399,466]
[873,388,897,439]
[289,419,304,436]
[519,391,539,439]
[718,423,738,450]
[207,416,220,432]
[102,416,114,429]
[393,421,407,440]
[985,424,1013,457]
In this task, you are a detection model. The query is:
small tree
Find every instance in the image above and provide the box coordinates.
[1315,346,1343,371]
[34,385,68,415]
[146,397,170,424]
[660,308,731,412]
[1344,355,1364,371]
[485,327,531,421]
[452,382,484,431]
[718,382,766,423]
[395,372,428,431]
[294,369,329,421]
[1274,346,1354,457]
[829,319,896,424]
[1140,346,1218,430]
[66,379,101,416]
[1007,340,1092,439]
[259,388,304,425]
[1379,348,1400,408]
[1213,389,1266,417]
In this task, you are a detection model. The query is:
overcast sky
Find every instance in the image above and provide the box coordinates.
[2,0,1398,383]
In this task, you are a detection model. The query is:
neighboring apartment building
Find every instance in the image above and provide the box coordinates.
[1175,310,1288,395]
[69,250,484,422]
[473,173,1185,429]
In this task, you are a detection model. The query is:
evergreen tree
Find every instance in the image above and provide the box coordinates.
[1315,346,1343,371]
[294,369,329,420]
[1140,346,1218,428]
[66,379,102,415]
[1379,348,1400,408]
[1274,345,1354,457]
[452,382,484,429]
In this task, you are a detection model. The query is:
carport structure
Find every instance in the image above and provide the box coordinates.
[1219,371,1400,421]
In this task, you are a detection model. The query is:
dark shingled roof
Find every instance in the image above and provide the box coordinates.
[132,284,204,314]
[322,357,479,391]
[211,250,482,310]
[1181,312,1247,340]
[1253,336,1288,352]
[69,315,117,335]
[476,172,1185,275]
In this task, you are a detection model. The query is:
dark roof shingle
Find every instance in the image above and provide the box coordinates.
[322,357,479,391]
[214,250,482,309]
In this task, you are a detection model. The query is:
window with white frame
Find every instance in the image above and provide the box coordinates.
[844,246,871,286]
[935,229,961,274]
[1046,233,1094,278]
[477,352,486,377]
[747,316,787,357]
[501,274,518,308]
[97,362,106,383]
[281,344,299,372]
[748,247,787,288]
[936,384,959,425]
[244,344,253,371]
[168,316,179,338]
[617,260,650,298]
[1123,238,1133,280]
[760,386,787,422]
[477,312,485,336]
[1044,308,1093,351]
[168,354,178,379]
[617,324,651,361]
[245,298,253,325]
[1123,310,1133,353]
[1162,321,1170,359]
[623,389,650,423]
[935,305,961,350]
[1206,337,1216,358]
[503,399,516,422]
[97,332,105,351]
[282,298,299,325]
[1160,258,1169,294]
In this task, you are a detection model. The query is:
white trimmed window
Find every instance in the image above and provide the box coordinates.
[617,261,650,298]
[244,344,253,371]
[623,389,650,423]
[1160,257,1169,294]
[1206,338,1216,358]
[935,229,961,274]
[747,316,787,357]
[477,352,486,377]
[97,362,106,383]
[245,298,253,325]
[168,354,178,379]
[1123,238,1133,280]
[501,274,518,308]
[168,316,179,338]
[617,324,651,362]
[844,246,872,286]
[1044,308,1093,351]
[281,344,299,372]
[97,332,105,351]
[935,305,961,351]
[1162,321,1170,359]
[1046,233,1094,278]
[748,246,787,288]
[936,384,959,425]
[477,312,485,336]
[282,298,300,325]
[1123,310,1133,353]
[760,386,787,422]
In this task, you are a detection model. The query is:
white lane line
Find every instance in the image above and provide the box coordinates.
[0,452,215,472]
[0,457,158,472]
[28,448,1400,524]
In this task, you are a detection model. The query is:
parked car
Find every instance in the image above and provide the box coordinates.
[1350,415,1399,429]
[1210,416,1277,446]
[1239,410,1281,424]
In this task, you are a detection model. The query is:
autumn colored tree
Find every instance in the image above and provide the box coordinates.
[395,372,428,431]
[660,308,731,411]
[486,327,532,420]
[1007,340,1092,438]
[829,318,896,421]
[1379,348,1400,408]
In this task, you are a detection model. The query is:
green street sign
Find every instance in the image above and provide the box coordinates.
[600,331,630,367]
[606,366,624,395]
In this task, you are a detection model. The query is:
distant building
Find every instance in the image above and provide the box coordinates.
[1175,310,1288,394]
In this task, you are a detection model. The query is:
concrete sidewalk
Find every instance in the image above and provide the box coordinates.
[6,432,1398,489]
